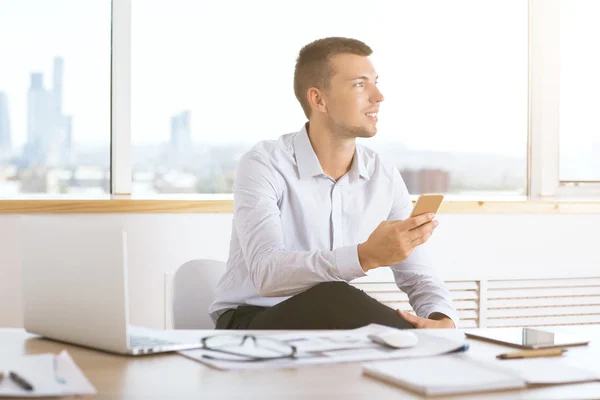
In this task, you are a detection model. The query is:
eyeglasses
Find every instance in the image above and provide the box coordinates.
[200,334,297,362]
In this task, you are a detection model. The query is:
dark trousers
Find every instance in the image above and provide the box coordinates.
[215,281,414,330]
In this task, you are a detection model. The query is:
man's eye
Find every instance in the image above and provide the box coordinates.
[353,82,364,88]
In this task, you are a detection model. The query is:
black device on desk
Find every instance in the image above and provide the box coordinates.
[465,327,590,349]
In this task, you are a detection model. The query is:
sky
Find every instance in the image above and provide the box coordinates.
[130,0,530,156]
[0,0,111,147]
[559,0,600,171]
[0,0,597,165]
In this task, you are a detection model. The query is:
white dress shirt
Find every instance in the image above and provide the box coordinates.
[209,125,458,325]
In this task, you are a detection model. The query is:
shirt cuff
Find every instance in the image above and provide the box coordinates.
[426,308,460,328]
[334,245,368,281]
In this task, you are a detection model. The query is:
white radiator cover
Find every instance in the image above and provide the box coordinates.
[352,277,600,328]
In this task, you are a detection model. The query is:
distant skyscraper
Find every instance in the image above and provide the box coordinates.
[30,73,43,90]
[400,168,450,194]
[419,169,450,193]
[52,57,63,117]
[170,110,192,154]
[0,91,11,158]
[24,57,73,166]
[25,73,53,164]
[51,57,72,163]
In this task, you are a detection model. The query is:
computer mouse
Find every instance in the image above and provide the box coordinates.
[368,330,419,349]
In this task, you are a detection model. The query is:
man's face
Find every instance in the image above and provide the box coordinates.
[321,53,384,138]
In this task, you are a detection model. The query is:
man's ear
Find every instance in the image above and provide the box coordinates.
[307,87,327,114]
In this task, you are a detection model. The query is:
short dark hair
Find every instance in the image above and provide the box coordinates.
[293,37,373,118]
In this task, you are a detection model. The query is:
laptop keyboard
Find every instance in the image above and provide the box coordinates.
[128,335,180,348]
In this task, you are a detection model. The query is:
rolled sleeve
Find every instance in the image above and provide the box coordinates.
[334,245,367,281]
[392,258,460,328]
[426,307,460,328]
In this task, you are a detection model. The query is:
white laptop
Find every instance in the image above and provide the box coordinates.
[19,215,202,356]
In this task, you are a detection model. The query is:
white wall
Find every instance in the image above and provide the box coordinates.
[1,213,599,328]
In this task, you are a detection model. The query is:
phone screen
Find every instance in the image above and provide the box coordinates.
[410,194,444,218]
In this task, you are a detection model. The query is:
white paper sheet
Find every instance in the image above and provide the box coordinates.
[363,355,527,396]
[0,355,63,397]
[0,351,96,397]
[485,357,600,385]
[54,351,97,396]
[178,324,468,371]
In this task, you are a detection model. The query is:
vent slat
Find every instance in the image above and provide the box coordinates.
[451,300,479,310]
[488,287,600,299]
[445,281,479,290]
[489,278,600,290]
[382,300,478,311]
[458,320,478,328]
[370,290,478,303]
[489,296,600,309]
[487,314,600,327]
[375,303,477,322]
[457,310,478,320]
[488,305,600,318]
[449,291,479,301]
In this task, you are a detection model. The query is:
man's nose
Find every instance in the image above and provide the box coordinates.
[372,86,384,103]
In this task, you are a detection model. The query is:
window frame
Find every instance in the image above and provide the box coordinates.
[1,0,595,204]
[111,0,132,195]
[529,0,600,200]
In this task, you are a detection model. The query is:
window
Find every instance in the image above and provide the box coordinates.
[0,0,111,197]
[559,0,600,183]
[131,0,528,197]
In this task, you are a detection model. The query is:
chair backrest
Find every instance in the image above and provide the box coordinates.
[172,259,226,329]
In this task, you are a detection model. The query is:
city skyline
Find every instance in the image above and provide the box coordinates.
[1,0,533,156]
[0,1,596,154]
[0,53,596,185]
[0,0,597,195]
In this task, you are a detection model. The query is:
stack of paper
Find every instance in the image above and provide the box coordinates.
[0,351,96,398]
[363,355,526,396]
[483,357,600,386]
[363,353,600,396]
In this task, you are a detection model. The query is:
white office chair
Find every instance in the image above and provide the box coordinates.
[171,259,226,329]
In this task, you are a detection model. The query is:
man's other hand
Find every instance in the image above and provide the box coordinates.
[396,310,455,329]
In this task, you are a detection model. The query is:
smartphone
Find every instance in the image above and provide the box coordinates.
[409,194,444,218]
[465,328,590,349]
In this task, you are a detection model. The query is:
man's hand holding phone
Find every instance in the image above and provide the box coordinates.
[358,213,438,271]
[358,194,443,272]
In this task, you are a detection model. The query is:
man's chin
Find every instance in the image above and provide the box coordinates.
[357,128,377,138]
[336,123,377,139]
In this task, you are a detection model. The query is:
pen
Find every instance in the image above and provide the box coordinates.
[9,371,34,391]
[496,348,567,360]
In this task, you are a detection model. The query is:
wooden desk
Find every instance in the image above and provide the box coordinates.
[1,326,599,399]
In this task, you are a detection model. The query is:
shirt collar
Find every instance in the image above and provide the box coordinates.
[351,146,371,181]
[293,124,325,179]
[293,124,370,181]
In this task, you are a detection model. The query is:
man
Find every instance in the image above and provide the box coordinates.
[210,37,458,330]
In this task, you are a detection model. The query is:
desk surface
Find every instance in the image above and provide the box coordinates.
[1,326,600,400]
